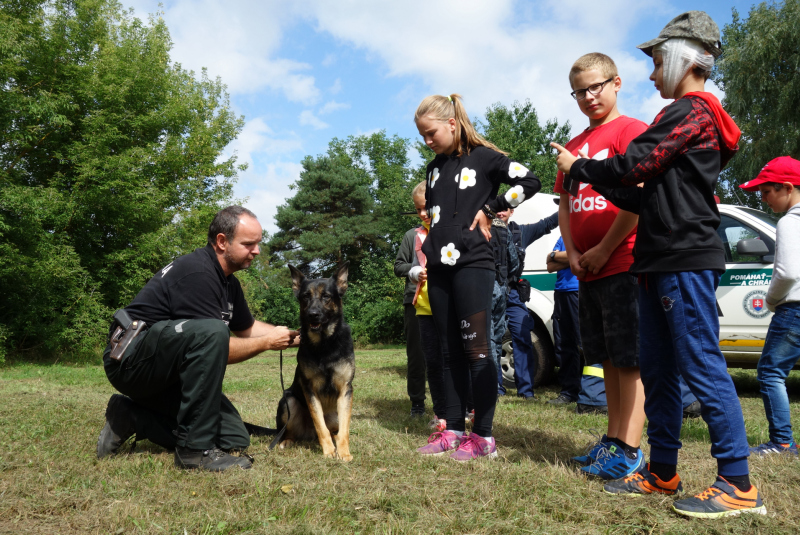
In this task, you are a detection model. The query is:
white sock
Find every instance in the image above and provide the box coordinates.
[480,436,494,443]
[451,430,464,436]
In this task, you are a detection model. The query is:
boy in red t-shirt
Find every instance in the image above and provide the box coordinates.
[553,12,765,519]
[554,53,648,480]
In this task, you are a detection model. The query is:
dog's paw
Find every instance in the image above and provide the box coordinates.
[336,451,353,462]
[323,450,337,459]
[278,439,294,449]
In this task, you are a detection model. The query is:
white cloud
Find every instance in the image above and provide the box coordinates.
[305,0,664,133]
[319,100,351,115]
[637,91,670,125]
[237,162,304,235]
[322,54,336,67]
[224,118,304,164]
[329,78,343,94]
[299,110,330,130]
[124,0,320,104]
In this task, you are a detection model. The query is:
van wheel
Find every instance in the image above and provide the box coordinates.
[500,319,555,389]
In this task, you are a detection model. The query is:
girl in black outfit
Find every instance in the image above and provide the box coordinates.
[413,94,541,460]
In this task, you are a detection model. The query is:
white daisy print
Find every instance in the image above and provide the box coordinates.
[458,167,477,190]
[430,167,440,188]
[430,205,441,227]
[508,162,528,178]
[440,243,460,266]
[505,185,525,207]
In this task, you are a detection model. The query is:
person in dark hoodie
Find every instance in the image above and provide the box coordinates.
[414,94,541,461]
[552,11,765,520]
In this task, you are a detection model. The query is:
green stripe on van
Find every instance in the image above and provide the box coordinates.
[522,273,557,292]
[720,269,772,287]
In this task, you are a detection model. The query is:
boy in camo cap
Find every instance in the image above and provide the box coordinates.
[552,11,766,519]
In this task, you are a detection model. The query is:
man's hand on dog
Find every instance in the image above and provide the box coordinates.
[269,326,301,350]
[228,322,301,363]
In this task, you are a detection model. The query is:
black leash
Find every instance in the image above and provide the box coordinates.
[267,349,289,450]
[241,349,292,448]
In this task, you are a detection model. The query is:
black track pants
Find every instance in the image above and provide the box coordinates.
[427,267,496,436]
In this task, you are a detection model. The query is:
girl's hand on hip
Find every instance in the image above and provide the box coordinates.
[470,210,492,242]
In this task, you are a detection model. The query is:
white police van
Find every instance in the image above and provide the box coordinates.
[502,193,782,387]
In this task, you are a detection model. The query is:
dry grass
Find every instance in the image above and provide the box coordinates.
[1,350,799,534]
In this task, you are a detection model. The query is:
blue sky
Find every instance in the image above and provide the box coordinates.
[124,0,757,234]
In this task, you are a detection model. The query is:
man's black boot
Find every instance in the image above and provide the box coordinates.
[683,400,702,419]
[174,446,253,471]
[97,394,137,458]
[576,403,608,415]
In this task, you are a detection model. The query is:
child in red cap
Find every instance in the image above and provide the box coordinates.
[740,156,800,456]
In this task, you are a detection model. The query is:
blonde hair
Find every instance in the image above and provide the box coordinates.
[411,180,426,200]
[414,94,507,157]
[568,53,619,87]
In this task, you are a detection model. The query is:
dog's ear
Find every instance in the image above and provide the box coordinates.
[288,264,305,297]
[334,261,349,296]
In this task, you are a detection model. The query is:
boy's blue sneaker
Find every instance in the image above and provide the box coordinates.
[580,444,645,480]
[571,434,610,466]
[749,440,798,456]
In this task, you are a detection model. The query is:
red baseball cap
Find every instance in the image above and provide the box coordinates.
[740,156,800,191]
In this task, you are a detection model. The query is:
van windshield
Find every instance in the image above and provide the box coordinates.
[737,207,778,229]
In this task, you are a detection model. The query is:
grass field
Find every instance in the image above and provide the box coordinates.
[1,348,799,534]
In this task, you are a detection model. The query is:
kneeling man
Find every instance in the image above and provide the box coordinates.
[97,206,299,471]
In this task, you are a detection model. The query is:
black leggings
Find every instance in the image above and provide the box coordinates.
[427,267,496,436]
[417,315,446,419]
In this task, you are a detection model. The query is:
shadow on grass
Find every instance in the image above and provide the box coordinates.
[371,364,407,378]
[492,423,585,465]
[360,397,435,437]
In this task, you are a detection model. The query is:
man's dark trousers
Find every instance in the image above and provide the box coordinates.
[553,289,581,400]
[404,304,427,406]
[104,318,250,451]
[506,288,536,397]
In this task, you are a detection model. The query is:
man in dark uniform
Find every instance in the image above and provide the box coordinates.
[97,206,299,471]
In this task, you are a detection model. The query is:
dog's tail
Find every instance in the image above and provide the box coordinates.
[243,421,279,437]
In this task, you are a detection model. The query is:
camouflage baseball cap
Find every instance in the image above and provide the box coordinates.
[637,11,722,58]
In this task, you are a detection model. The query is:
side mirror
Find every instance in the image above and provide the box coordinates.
[736,239,770,259]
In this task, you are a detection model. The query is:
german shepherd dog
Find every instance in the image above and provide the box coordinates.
[277,262,355,461]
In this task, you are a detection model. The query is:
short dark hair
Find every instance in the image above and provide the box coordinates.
[207,205,258,246]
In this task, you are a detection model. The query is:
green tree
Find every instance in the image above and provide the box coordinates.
[478,100,571,193]
[328,132,419,254]
[267,154,383,274]
[266,132,415,344]
[0,0,243,359]
[715,0,800,206]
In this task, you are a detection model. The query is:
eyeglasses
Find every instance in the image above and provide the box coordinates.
[570,78,614,101]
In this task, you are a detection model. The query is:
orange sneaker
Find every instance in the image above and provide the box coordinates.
[672,477,766,518]
[604,464,683,496]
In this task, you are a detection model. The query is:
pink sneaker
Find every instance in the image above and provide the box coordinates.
[450,433,497,462]
[428,417,446,432]
[417,431,462,456]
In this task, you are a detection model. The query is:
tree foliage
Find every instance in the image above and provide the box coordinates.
[268,132,420,275]
[265,132,413,344]
[329,132,419,256]
[267,154,384,274]
[0,0,243,359]
[478,100,571,193]
[714,0,800,206]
